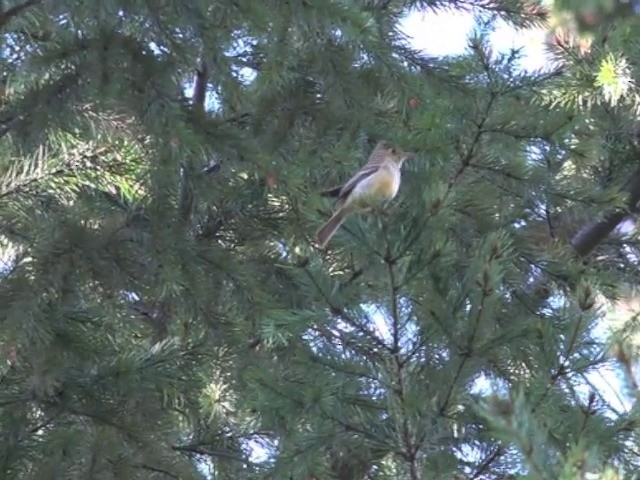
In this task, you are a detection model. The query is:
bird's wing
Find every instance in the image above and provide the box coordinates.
[337,164,380,201]
[323,142,389,201]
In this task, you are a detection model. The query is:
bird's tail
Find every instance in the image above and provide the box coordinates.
[316,207,349,248]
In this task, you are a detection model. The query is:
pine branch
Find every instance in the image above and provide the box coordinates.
[19,413,60,442]
[134,463,180,480]
[529,167,640,298]
[303,266,391,354]
[385,250,420,478]
[0,71,81,139]
[0,394,34,408]
[0,0,40,29]
[130,300,170,342]
[171,444,247,463]
[178,165,194,223]
[193,59,208,110]
[62,405,141,440]
[0,116,20,138]
[257,375,390,453]
[386,252,400,356]
[570,168,640,256]
[0,143,117,201]
[470,446,503,480]
[438,284,490,416]
[522,314,590,436]
[445,90,498,196]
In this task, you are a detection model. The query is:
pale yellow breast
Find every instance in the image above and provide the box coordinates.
[371,172,399,197]
[348,165,400,208]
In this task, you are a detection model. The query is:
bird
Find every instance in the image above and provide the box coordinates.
[316,141,413,248]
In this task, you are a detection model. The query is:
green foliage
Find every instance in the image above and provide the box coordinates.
[2,0,640,479]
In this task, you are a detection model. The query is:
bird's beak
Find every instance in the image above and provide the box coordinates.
[400,150,415,161]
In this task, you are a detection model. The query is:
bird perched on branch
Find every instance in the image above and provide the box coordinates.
[316,141,413,248]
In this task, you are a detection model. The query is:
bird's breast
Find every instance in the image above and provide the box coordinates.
[349,167,400,207]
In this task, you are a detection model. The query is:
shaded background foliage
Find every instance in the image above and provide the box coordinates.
[3,0,640,479]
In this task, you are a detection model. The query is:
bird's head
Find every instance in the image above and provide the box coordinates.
[382,143,414,165]
[370,141,415,166]
[392,147,414,165]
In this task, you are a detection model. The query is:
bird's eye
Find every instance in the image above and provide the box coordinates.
[390,147,396,154]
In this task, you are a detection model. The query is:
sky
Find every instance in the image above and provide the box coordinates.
[400,7,551,71]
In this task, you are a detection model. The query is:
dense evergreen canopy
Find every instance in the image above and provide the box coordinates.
[3,0,640,478]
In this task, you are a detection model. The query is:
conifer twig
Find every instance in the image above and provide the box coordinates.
[0,0,40,29]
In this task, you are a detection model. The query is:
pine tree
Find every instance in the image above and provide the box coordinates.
[2,0,640,479]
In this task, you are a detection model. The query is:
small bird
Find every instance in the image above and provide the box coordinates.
[316,141,413,248]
